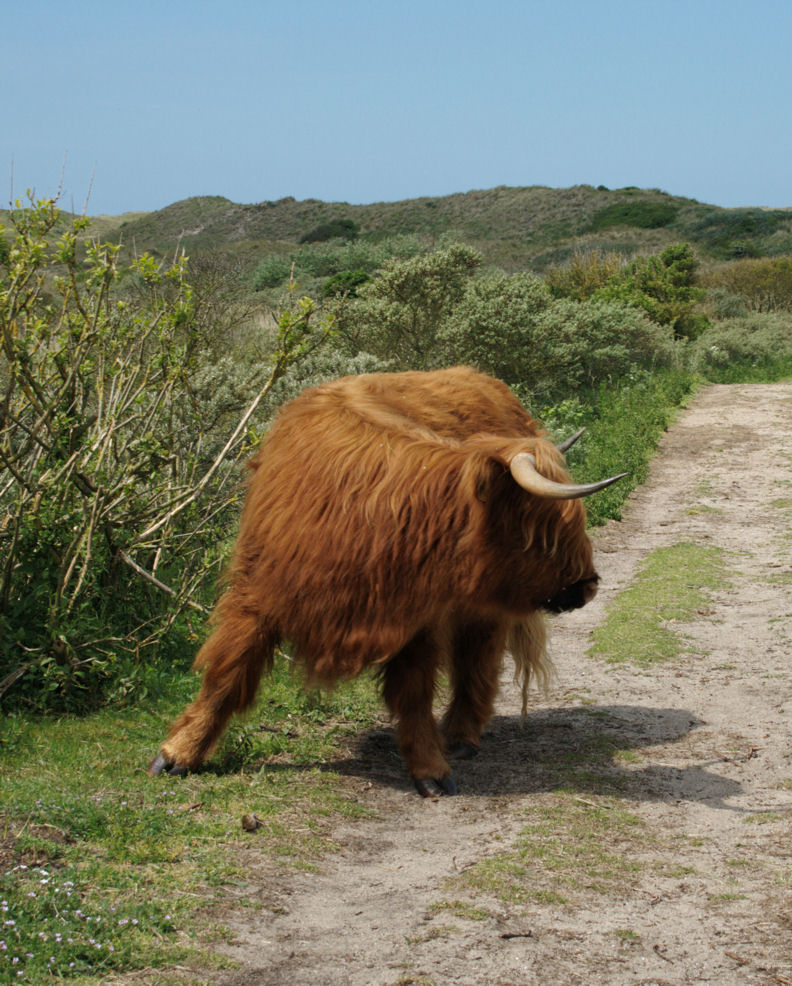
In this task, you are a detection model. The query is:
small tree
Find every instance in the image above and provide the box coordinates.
[593,243,707,338]
[322,269,371,298]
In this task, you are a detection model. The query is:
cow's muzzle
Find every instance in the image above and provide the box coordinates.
[543,576,599,613]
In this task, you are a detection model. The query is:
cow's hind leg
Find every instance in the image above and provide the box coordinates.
[381,628,454,798]
[441,617,507,761]
[149,600,277,776]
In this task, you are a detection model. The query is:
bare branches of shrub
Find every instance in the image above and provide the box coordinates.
[0,199,333,710]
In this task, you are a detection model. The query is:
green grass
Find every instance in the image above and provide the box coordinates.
[553,369,698,528]
[699,356,792,384]
[589,542,731,665]
[0,655,382,984]
[428,900,490,922]
[450,795,647,908]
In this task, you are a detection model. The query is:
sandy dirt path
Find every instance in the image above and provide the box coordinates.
[217,382,792,986]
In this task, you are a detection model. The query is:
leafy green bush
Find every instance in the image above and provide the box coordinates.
[536,298,678,397]
[438,270,552,384]
[440,271,677,407]
[299,217,359,244]
[331,243,482,368]
[322,269,371,298]
[0,200,333,712]
[589,201,678,231]
[253,253,293,289]
[688,312,792,381]
[705,287,749,319]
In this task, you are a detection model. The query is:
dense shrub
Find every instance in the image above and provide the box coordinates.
[322,269,371,298]
[705,287,749,319]
[545,250,625,301]
[688,312,792,381]
[589,201,678,231]
[702,255,792,312]
[331,243,482,368]
[299,217,359,243]
[441,272,677,406]
[438,271,552,385]
[253,253,293,289]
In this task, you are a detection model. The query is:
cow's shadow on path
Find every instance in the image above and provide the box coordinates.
[319,703,744,809]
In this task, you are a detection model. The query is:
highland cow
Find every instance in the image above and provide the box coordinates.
[149,367,623,796]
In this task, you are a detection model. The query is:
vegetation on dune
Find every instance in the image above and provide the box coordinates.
[688,206,792,259]
[77,184,792,281]
[252,232,426,292]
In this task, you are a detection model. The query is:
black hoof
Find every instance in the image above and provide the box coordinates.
[448,740,479,760]
[148,753,187,777]
[414,775,458,798]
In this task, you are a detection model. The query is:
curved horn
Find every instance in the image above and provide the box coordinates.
[510,453,627,500]
[556,427,586,453]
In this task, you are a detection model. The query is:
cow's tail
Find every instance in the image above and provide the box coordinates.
[508,613,555,721]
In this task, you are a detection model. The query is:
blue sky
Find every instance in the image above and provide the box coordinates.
[4,0,791,215]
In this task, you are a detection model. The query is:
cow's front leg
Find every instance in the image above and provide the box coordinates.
[441,617,507,760]
[382,628,456,798]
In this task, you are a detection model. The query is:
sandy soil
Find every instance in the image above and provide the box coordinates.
[215,382,792,986]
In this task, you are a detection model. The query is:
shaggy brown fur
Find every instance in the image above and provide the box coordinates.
[153,367,599,790]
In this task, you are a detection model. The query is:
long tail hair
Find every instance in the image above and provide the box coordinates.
[507,613,555,720]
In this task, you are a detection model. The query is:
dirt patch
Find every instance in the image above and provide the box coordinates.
[213,383,792,986]
[0,818,74,873]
